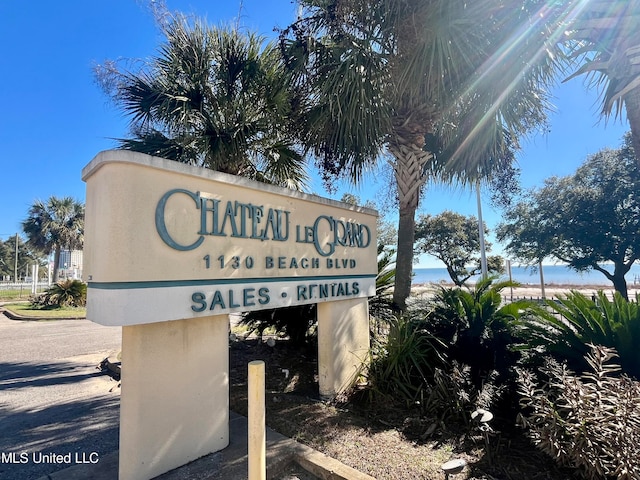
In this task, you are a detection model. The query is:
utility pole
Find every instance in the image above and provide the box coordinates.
[14,233,18,282]
[476,181,488,279]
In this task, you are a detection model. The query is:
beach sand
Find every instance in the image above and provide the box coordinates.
[411,282,640,301]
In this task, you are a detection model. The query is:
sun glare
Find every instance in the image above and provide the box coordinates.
[446,0,596,165]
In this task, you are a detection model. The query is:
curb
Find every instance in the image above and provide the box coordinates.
[292,444,376,480]
[0,306,86,321]
[215,413,377,480]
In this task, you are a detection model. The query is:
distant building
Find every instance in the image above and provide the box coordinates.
[58,249,83,280]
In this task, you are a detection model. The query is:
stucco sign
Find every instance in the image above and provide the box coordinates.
[82,150,378,326]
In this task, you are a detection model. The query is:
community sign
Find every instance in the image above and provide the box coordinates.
[82,151,378,326]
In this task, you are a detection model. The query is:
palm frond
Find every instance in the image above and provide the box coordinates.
[100,14,309,189]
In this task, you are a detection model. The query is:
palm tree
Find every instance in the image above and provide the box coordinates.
[281,0,565,310]
[562,0,640,161]
[22,197,84,282]
[96,14,309,190]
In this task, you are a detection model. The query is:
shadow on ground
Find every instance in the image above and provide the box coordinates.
[0,359,120,480]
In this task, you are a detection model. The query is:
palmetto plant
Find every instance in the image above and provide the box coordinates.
[369,244,396,329]
[518,290,640,378]
[41,279,87,308]
[427,277,533,386]
[375,244,396,298]
[366,315,446,408]
[563,0,640,162]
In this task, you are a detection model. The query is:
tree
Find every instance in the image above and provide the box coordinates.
[0,237,17,281]
[0,235,45,282]
[96,13,309,189]
[562,0,640,162]
[22,197,84,283]
[280,0,564,310]
[415,211,504,286]
[496,133,640,299]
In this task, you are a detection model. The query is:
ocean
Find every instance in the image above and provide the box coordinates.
[412,264,640,287]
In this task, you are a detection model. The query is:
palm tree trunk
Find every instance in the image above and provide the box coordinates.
[53,247,61,283]
[394,203,416,311]
[389,134,432,311]
[624,87,640,165]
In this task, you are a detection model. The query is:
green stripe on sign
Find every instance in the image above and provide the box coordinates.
[88,274,377,290]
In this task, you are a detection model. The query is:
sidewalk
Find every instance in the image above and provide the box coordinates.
[37,412,376,480]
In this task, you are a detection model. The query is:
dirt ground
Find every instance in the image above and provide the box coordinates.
[228,338,572,479]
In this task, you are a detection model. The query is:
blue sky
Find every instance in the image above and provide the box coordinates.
[0,1,630,268]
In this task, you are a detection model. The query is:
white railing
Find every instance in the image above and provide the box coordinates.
[0,281,50,292]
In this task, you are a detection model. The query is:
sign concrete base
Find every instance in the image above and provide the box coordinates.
[317,297,370,399]
[119,315,229,480]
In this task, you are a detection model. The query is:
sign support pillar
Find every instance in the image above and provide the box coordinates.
[317,297,370,399]
[119,315,229,480]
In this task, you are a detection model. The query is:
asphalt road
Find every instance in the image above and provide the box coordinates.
[0,313,122,480]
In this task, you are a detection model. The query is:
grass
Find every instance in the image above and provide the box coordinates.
[1,303,86,319]
[0,288,45,301]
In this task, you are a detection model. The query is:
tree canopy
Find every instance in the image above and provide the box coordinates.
[280,0,564,309]
[96,14,309,190]
[0,235,45,282]
[562,0,640,160]
[22,197,84,283]
[496,132,640,298]
[415,211,504,286]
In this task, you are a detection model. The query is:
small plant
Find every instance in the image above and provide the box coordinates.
[39,279,87,308]
[517,291,640,378]
[518,345,640,480]
[369,244,396,332]
[426,277,533,387]
[420,362,476,425]
[240,304,316,347]
[366,315,446,408]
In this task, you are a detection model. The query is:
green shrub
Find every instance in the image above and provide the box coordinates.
[517,291,640,378]
[366,313,503,425]
[369,244,396,331]
[240,304,316,347]
[422,362,506,426]
[39,279,87,308]
[364,278,533,424]
[426,277,533,387]
[518,346,640,480]
[366,315,446,409]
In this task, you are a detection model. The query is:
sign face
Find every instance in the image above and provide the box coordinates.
[82,151,378,326]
